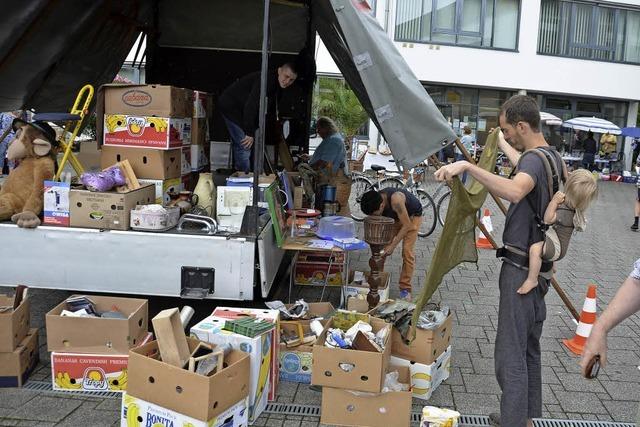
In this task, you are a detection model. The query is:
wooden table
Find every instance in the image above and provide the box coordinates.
[282,235,350,307]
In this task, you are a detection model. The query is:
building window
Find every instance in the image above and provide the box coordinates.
[395,0,519,50]
[538,0,640,64]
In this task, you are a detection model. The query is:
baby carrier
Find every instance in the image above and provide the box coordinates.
[496,147,568,272]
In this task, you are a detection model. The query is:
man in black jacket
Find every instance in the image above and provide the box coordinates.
[218,63,298,172]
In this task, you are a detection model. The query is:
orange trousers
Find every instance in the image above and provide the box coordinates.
[393,216,422,292]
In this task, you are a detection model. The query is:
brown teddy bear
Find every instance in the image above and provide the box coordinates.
[0,119,56,228]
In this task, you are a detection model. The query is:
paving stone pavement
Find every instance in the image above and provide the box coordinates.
[0,181,638,426]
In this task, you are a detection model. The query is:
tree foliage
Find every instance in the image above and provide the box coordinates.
[313,77,368,140]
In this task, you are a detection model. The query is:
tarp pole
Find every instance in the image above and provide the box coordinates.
[253,0,272,233]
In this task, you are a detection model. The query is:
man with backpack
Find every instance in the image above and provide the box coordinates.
[435,95,565,427]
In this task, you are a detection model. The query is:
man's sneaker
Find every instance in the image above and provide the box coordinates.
[631,223,639,232]
[399,289,412,302]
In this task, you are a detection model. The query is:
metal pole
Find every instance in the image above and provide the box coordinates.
[430,145,580,321]
[253,0,272,234]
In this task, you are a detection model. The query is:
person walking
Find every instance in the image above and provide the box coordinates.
[631,155,640,232]
[0,111,24,174]
[360,187,423,301]
[582,131,597,171]
[435,95,564,427]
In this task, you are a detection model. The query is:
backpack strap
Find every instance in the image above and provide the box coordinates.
[514,148,563,232]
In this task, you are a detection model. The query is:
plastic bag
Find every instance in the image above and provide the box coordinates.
[81,167,126,192]
[421,406,460,427]
[381,371,409,392]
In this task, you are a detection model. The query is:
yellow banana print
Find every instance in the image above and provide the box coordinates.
[254,334,272,408]
[55,371,81,389]
[106,115,126,133]
[126,400,141,427]
[109,369,128,390]
[147,117,168,132]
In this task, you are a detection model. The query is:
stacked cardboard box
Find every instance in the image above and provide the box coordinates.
[124,336,250,427]
[390,312,453,400]
[190,307,279,423]
[0,292,38,388]
[312,313,413,427]
[100,84,193,205]
[279,302,334,384]
[46,295,150,393]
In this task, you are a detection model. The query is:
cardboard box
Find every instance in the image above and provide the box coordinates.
[43,180,70,226]
[390,346,452,401]
[320,366,412,427]
[46,295,148,354]
[312,316,392,393]
[121,393,248,427]
[391,313,452,365]
[181,146,192,175]
[127,338,250,422]
[51,332,153,393]
[279,302,335,383]
[138,178,182,205]
[191,315,274,422]
[0,294,30,352]
[101,145,181,180]
[211,307,279,401]
[0,329,38,388]
[341,272,391,304]
[192,117,209,146]
[191,143,209,171]
[103,84,193,117]
[104,115,191,150]
[69,184,155,230]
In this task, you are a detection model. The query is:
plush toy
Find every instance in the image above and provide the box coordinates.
[0,119,56,228]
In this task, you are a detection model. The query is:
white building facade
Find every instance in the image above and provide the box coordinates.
[315,0,640,169]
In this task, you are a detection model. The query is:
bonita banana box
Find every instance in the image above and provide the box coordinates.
[121,393,249,427]
[51,332,153,393]
[104,114,191,150]
[390,345,451,401]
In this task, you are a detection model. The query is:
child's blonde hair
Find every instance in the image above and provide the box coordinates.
[563,169,598,231]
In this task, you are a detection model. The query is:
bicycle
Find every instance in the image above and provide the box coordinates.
[348,163,437,237]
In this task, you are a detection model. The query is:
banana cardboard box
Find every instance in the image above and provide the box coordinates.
[210,307,279,401]
[138,178,183,205]
[121,393,248,427]
[104,114,191,150]
[51,332,153,393]
[390,345,452,401]
[0,328,39,388]
[190,313,275,423]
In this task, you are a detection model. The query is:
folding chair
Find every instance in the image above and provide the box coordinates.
[33,84,94,181]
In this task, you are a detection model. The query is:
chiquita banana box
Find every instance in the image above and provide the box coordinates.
[104,114,191,150]
[51,332,153,393]
[121,393,249,427]
[51,353,130,392]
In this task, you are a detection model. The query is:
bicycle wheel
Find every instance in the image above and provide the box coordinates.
[378,176,404,190]
[416,189,437,237]
[437,191,451,227]
[349,176,373,221]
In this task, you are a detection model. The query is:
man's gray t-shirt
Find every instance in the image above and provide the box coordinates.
[503,146,563,253]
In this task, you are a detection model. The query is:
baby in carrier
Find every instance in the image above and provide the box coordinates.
[518,169,599,294]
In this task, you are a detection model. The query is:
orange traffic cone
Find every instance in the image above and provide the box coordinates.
[476,209,493,249]
[563,284,597,355]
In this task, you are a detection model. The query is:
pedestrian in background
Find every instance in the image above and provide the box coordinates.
[0,111,24,174]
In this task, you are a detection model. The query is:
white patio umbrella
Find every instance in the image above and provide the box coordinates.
[562,116,621,135]
[540,112,563,126]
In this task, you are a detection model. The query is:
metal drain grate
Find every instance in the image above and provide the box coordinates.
[23,380,121,399]
[534,420,636,427]
[265,404,636,427]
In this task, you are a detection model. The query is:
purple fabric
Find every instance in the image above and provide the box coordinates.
[81,167,126,192]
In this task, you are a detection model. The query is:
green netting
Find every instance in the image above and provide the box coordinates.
[410,130,499,341]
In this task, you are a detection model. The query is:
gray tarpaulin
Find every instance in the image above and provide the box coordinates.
[314,0,458,170]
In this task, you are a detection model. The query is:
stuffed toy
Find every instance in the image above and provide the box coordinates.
[0,119,56,228]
